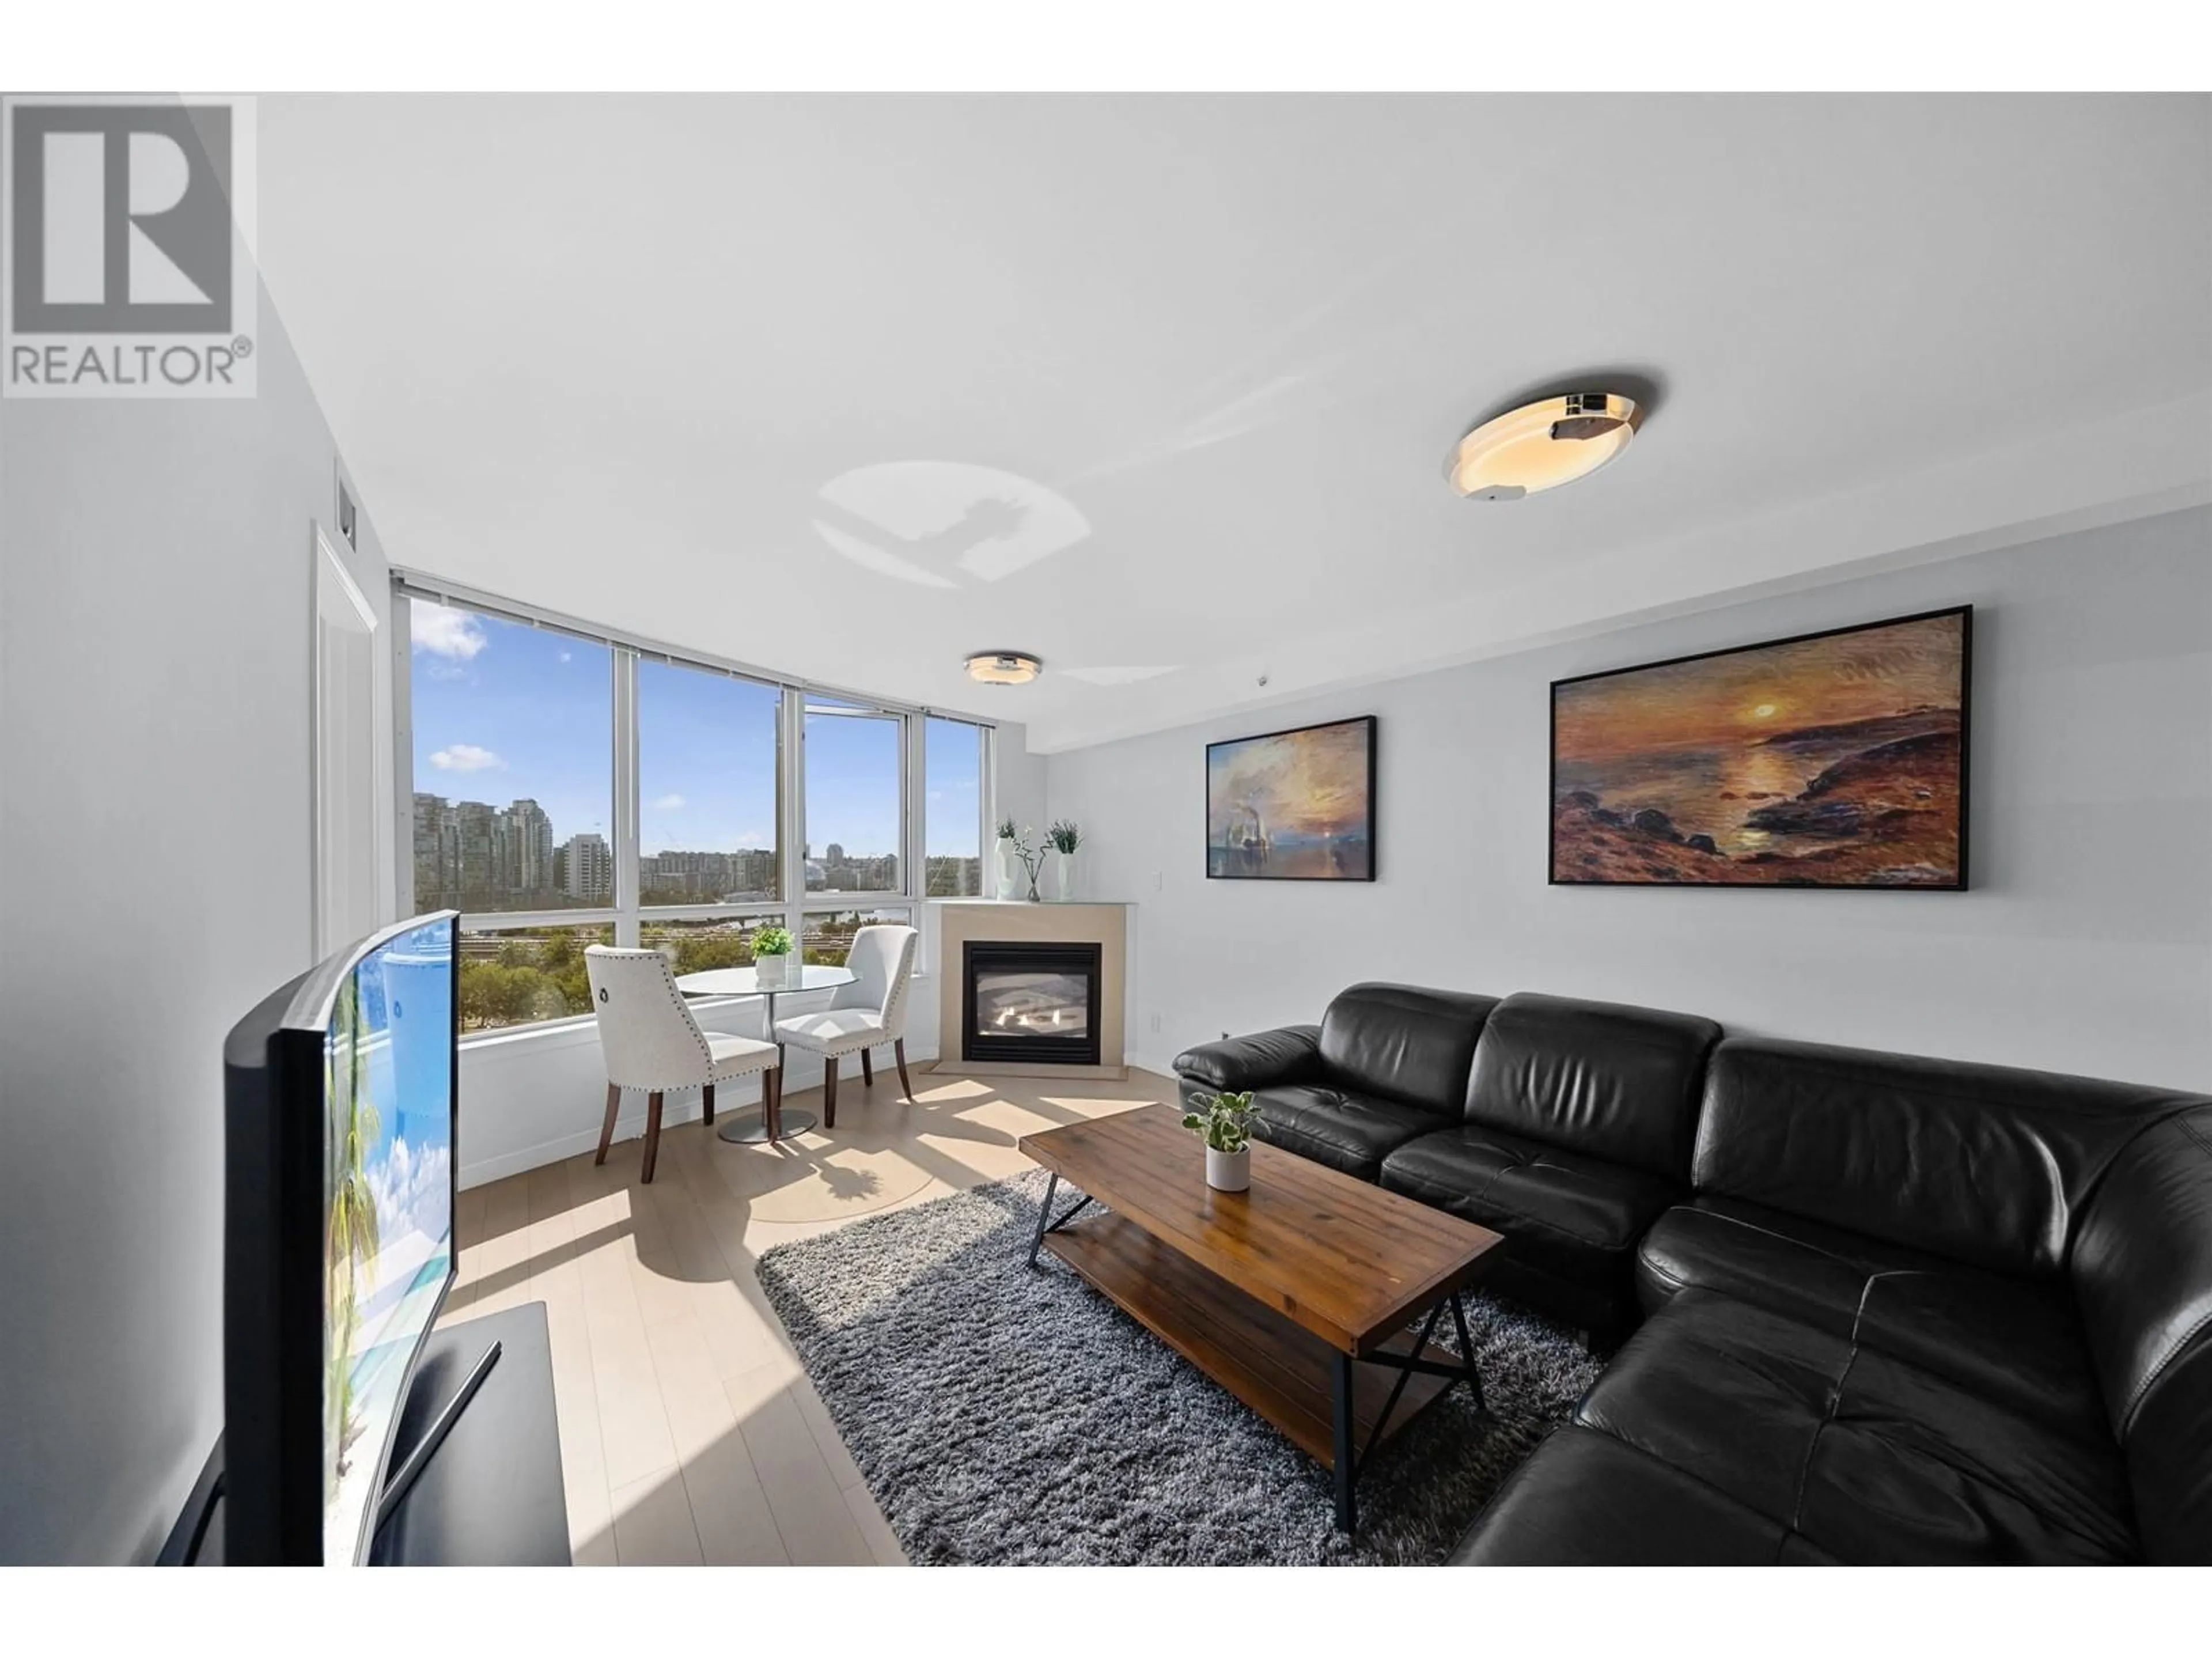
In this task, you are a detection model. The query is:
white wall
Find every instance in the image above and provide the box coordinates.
[1047,509,2212,1090]
[0,294,388,1556]
[452,718,1049,1187]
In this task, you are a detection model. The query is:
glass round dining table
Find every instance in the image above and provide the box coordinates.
[673,964,857,1143]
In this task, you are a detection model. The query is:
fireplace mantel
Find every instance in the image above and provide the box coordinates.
[930,900,1130,1079]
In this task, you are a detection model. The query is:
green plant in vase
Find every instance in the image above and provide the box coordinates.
[752,924,796,986]
[1047,819,1082,901]
[999,821,1045,902]
[1181,1088,1262,1192]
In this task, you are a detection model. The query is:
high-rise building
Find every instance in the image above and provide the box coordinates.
[563,832,612,902]
[499,798,556,897]
[412,791,459,903]
[453,801,499,901]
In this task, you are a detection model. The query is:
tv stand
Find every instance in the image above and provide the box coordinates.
[369,1301,570,1566]
[164,1301,570,1565]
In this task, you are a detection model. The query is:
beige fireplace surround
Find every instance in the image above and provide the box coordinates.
[931,901,1130,1080]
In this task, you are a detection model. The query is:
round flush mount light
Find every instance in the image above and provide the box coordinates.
[1446,391,1642,501]
[964,650,1044,685]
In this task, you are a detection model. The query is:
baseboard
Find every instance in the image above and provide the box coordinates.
[459,1040,940,1189]
[928,1059,1128,1081]
[459,1088,738,1188]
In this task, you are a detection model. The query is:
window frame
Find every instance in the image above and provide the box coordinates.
[393,573,992,1036]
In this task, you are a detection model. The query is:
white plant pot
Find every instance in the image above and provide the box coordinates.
[1050,851,1077,902]
[995,839,1020,901]
[756,953,793,988]
[1206,1146,1251,1193]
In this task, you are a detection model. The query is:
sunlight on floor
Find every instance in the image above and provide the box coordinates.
[437,1066,1170,1564]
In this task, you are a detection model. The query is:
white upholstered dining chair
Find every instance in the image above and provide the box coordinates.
[585,946,783,1181]
[772,924,919,1128]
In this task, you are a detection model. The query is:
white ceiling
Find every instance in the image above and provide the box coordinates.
[255,93,2212,751]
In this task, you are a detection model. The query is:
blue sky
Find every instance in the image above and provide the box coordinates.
[410,601,980,860]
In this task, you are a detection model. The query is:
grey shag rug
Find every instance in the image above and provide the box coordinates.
[756,1168,1603,1565]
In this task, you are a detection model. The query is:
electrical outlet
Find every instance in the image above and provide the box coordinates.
[1149,1012,1162,1033]
[1152,869,1164,891]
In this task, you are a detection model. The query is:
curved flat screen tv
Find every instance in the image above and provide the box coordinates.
[223,911,459,1564]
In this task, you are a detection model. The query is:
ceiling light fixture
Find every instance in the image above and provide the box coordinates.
[1446,391,1642,501]
[964,650,1044,685]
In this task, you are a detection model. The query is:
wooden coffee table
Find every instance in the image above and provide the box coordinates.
[1017,1103,1505,1532]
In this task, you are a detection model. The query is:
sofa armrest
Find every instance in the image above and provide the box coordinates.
[1173,1024,1321,1093]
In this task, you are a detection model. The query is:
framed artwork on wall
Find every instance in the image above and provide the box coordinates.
[1206,715,1377,882]
[1550,606,1972,889]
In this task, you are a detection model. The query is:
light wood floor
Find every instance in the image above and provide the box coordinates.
[436,1065,1173,1565]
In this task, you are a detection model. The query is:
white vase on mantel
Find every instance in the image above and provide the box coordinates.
[1050,851,1077,902]
[994,838,1020,901]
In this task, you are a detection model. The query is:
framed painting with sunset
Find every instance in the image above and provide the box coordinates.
[1206,715,1377,881]
[1550,607,1971,889]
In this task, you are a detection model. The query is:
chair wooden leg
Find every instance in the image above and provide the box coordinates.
[894,1038,915,1102]
[642,1090,665,1183]
[860,1047,874,1088]
[702,1081,716,1127]
[823,1056,839,1130]
[595,1082,620,1165]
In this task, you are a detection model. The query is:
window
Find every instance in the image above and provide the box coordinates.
[456,922,611,1032]
[925,717,986,897]
[400,581,984,1034]
[804,699,903,895]
[803,908,914,967]
[408,600,612,912]
[638,659,781,907]
[640,914,787,974]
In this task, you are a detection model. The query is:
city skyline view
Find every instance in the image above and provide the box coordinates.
[409,600,982,910]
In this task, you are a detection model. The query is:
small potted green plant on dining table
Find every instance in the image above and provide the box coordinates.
[1182,1089,1263,1192]
[752,925,797,988]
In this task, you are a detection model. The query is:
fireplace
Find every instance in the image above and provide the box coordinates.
[963,940,1103,1067]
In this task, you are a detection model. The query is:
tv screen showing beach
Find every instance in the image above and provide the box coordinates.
[322,915,456,1562]
[1551,609,1969,888]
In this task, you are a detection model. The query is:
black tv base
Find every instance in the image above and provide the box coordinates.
[164,1301,570,1566]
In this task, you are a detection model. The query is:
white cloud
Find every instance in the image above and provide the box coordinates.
[410,601,487,661]
[651,793,685,812]
[558,650,573,664]
[737,830,770,849]
[429,744,503,772]
[370,1134,451,1245]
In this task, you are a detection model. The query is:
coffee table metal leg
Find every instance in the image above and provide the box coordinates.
[1027,1173,1060,1267]
[1332,1351,1357,1533]
[1025,1173,1098,1268]
[1450,1292,1486,1415]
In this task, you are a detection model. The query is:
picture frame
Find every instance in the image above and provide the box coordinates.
[1206,714,1377,882]
[1549,606,1972,890]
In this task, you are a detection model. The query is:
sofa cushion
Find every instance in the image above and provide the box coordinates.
[1575,1291,2137,1564]
[1694,1037,2196,1278]
[1462,993,1719,1181]
[1316,983,1498,1116]
[1246,1083,1445,1182]
[1381,1124,1679,1291]
[1449,1425,1839,1565]
[1636,1197,2106,1436]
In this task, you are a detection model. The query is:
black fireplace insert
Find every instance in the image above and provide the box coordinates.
[963,940,1103,1066]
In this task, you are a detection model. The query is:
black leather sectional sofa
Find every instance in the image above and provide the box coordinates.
[1173,984,2212,1565]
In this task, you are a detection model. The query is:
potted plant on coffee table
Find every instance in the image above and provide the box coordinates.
[752,925,797,988]
[1181,1089,1263,1192]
